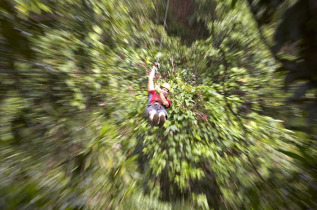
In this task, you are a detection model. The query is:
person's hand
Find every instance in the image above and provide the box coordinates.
[155,86,162,93]
[154,62,160,69]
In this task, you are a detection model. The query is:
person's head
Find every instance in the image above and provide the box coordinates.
[160,83,170,97]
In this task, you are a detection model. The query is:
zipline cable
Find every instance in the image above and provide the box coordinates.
[156,0,170,63]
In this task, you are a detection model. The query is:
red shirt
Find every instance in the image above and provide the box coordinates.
[148,90,171,108]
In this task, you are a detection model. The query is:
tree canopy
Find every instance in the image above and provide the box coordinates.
[0,0,316,209]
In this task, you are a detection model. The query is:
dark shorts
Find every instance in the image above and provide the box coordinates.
[145,103,168,119]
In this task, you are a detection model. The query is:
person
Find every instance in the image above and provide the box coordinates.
[146,63,171,127]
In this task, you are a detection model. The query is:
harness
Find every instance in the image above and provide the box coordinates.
[152,101,162,106]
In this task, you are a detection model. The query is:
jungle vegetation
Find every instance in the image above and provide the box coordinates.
[0,0,316,209]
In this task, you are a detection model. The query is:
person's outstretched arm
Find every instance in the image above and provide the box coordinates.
[148,64,158,91]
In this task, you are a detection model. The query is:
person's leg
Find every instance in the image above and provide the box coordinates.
[157,106,168,127]
[149,110,157,121]
[146,105,159,125]
[151,112,159,125]
[158,112,166,127]
[149,110,159,125]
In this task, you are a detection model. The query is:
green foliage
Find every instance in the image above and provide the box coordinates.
[0,0,316,209]
[129,78,313,208]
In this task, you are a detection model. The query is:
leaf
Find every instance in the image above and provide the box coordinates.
[223,140,233,148]
[38,3,52,13]
[194,134,201,141]
[170,125,178,132]
[231,0,238,8]
[277,149,308,164]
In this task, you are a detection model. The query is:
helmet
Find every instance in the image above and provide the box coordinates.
[160,83,171,92]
